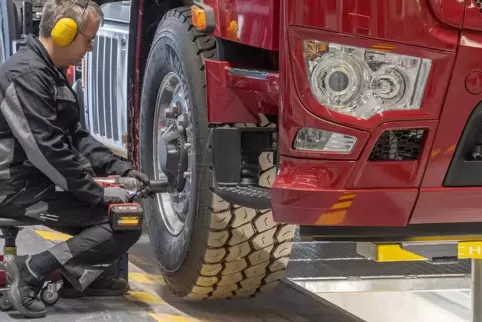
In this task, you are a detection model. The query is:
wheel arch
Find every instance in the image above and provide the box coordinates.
[127,0,192,167]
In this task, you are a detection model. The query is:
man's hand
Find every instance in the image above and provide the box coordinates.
[125,170,150,186]
[103,187,130,204]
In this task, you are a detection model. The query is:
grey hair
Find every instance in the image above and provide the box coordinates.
[39,0,104,38]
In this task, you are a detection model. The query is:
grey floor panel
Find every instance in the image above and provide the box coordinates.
[287,241,471,279]
[0,226,366,322]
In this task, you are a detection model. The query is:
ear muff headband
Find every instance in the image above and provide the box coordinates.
[51,0,90,47]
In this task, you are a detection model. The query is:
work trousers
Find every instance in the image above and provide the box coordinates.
[0,180,142,291]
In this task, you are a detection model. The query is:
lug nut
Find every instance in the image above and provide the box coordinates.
[184,142,191,149]
[183,171,191,178]
[164,103,179,118]
[171,193,180,203]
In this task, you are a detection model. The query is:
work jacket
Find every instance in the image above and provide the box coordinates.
[0,34,133,207]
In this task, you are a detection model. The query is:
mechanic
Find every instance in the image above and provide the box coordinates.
[0,0,149,318]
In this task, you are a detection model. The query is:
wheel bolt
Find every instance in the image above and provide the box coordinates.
[164,103,179,118]
[183,171,191,178]
[184,142,191,149]
[171,193,180,203]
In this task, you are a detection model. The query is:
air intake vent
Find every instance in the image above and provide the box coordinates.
[369,129,427,161]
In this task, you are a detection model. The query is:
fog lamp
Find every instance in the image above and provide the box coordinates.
[294,128,357,153]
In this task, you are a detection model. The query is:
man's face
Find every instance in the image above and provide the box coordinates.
[64,10,99,65]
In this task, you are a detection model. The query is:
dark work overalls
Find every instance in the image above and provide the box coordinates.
[0,34,141,290]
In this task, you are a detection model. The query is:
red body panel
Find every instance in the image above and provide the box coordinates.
[119,0,482,230]
[271,157,417,227]
[463,0,482,31]
[428,0,465,29]
[131,0,144,170]
[205,0,482,228]
[285,0,459,51]
[267,0,467,227]
[411,30,482,224]
[201,0,280,50]
[205,61,279,124]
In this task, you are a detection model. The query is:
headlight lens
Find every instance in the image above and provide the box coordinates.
[304,41,432,120]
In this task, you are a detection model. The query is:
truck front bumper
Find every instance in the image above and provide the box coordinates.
[271,156,418,228]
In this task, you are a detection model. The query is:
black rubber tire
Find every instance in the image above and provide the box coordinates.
[139,7,296,300]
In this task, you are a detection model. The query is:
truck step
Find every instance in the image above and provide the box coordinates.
[215,184,271,209]
[229,68,272,79]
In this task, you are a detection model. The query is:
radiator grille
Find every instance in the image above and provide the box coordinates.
[369,129,427,161]
[91,35,119,141]
[84,23,129,156]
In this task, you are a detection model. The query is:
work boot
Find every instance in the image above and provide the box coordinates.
[4,255,47,318]
[59,270,130,298]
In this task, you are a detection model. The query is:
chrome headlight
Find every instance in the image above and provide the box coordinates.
[304,41,432,120]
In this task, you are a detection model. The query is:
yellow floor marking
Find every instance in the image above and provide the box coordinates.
[129,272,165,285]
[124,291,165,304]
[148,313,208,322]
[34,230,72,241]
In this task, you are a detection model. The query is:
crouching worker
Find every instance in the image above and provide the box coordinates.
[0,0,148,318]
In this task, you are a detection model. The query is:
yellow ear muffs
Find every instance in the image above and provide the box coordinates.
[51,17,79,47]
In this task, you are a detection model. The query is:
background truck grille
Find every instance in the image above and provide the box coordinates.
[90,35,120,140]
[83,2,130,157]
[369,129,427,161]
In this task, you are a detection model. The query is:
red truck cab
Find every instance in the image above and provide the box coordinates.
[198,0,482,240]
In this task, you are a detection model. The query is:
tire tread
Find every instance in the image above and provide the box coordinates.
[146,7,296,300]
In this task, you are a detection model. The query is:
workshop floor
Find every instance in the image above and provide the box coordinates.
[0,226,362,322]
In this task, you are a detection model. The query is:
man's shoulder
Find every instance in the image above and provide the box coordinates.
[0,49,53,88]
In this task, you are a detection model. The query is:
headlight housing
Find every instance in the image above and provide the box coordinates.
[304,40,432,120]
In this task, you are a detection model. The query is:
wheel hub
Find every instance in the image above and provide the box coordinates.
[158,115,189,192]
[152,72,192,235]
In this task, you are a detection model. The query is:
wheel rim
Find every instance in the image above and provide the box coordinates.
[152,72,193,236]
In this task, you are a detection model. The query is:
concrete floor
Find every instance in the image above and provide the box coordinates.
[0,225,362,322]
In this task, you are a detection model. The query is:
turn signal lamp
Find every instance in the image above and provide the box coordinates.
[294,128,357,153]
[191,5,207,30]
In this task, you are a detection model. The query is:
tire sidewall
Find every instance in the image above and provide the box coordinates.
[139,11,213,290]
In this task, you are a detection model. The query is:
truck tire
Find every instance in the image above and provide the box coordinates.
[138,7,296,300]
